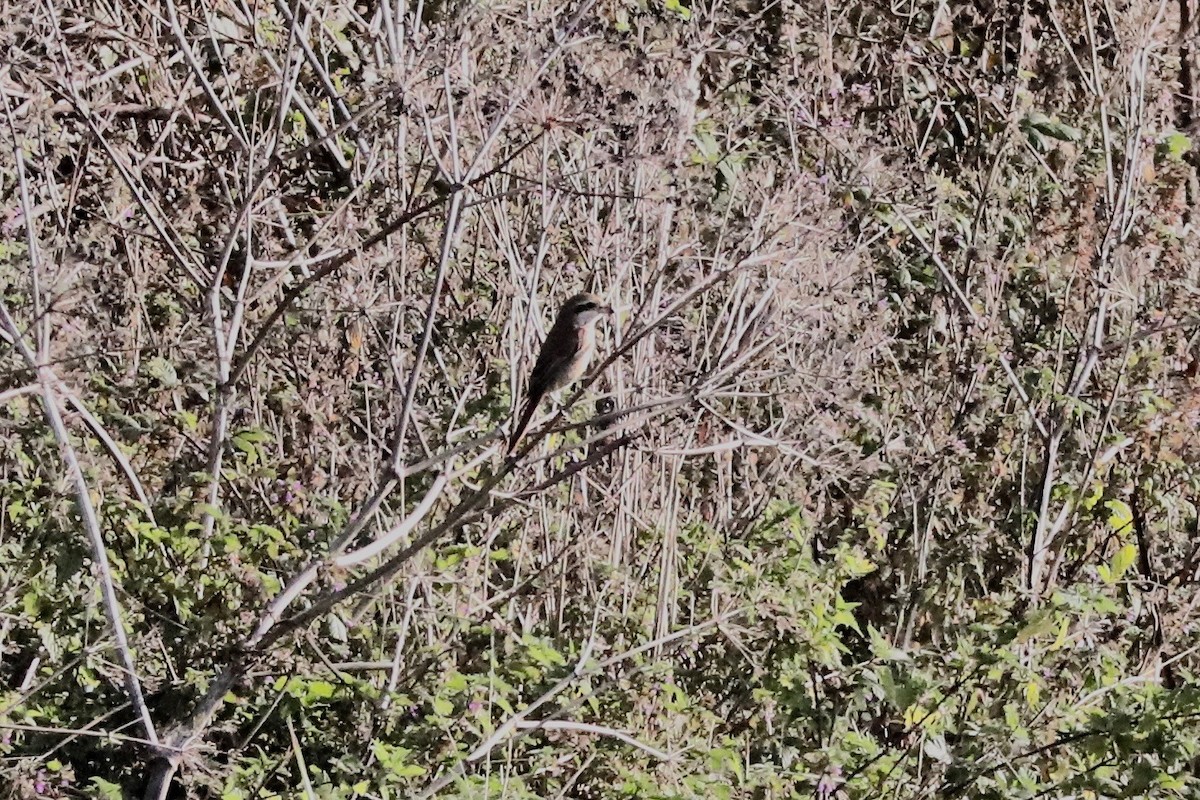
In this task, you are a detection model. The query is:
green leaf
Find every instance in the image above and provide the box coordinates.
[706,747,744,781]
[1016,611,1056,644]
[1004,703,1020,730]
[1159,131,1192,161]
[663,683,690,711]
[144,356,178,387]
[1022,111,1082,142]
[233,428,272,444]
[327,614,348,643]
[1050,615,1070,651]
[1105,499,1133,532]
[1081,480,1104,510]
[1107,543,1137,584]
[841,549,876,577]
[663,0,692,20]
[525,637,567,667]
[199,504,227,523]
[305,680,335,702]
[692,130,719,164]
[432,697,454,716]
[372,742,427,780]
[868,626,909,661]
[89,777,125,800]
[831,604,862,632]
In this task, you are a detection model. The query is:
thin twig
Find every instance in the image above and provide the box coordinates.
[0,303,161,752]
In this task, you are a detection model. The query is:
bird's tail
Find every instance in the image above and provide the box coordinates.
[506,396,540,455]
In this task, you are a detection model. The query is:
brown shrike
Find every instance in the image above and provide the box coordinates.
[507,292,612,454]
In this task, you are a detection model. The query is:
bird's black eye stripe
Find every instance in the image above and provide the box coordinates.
[575,301,596,311]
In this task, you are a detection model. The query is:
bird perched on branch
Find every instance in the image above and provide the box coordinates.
[507,292,612,455]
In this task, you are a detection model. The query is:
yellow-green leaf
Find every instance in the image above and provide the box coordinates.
[1105,499,1133,532]
[1160,131,1192,161]
[1016,610,1056,644]
[1108,542,1137,583]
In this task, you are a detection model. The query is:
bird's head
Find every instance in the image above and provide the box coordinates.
[560,292,612,327]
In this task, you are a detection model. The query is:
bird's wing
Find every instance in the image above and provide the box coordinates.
[527,320,583,397]
[507,320,583,454]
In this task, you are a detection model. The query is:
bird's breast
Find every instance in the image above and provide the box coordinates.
[546,324,596,393]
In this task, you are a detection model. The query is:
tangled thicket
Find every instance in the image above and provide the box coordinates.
[2,0,1200,797]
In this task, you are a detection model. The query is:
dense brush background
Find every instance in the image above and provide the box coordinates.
[2,0,1200,797]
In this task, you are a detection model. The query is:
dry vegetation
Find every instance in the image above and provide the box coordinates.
[2,0,1200,797]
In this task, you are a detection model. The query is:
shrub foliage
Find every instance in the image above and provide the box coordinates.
[2,0,1200,798]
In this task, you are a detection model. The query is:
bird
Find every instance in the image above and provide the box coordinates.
[507,291,612,455]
